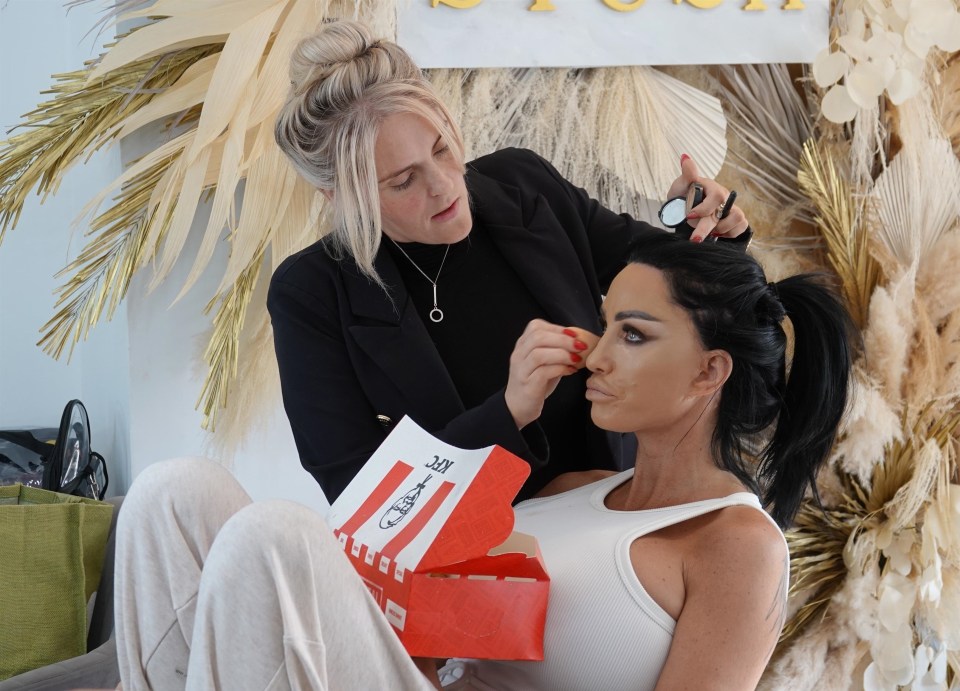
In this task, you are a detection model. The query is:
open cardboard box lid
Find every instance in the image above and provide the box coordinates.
[328,417,531,573]
[327,416,549,659]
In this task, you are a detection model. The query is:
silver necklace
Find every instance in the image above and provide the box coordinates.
[390,239,451,323]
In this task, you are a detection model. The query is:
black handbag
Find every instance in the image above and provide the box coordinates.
[0,400,108,500]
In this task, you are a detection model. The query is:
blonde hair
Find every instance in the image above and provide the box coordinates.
[275,20,465,284]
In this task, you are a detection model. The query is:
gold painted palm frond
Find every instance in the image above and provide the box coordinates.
[779,406,960,647]
[0,38,220,244]
[798,139,883,327]
[38,153,177,360]
[198,249,265,427]
[778,489,861,646]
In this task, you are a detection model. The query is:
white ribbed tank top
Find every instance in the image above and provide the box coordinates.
[456,469,782,691]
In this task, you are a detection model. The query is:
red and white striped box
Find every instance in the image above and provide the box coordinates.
[327,416,549,660]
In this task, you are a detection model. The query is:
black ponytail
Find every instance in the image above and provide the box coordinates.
[625,234,855,527]
[757,275,855,526]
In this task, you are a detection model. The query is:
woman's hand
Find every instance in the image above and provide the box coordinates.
[504,321,598,429]
[666,154,749,243]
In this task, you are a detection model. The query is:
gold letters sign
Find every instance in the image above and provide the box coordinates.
[402,0,827,67]
[430,0,807,9]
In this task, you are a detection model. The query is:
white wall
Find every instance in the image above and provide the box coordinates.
[0,0,327,510]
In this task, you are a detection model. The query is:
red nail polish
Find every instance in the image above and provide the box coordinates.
[680,153,690,165]
[573,340,588,351]
[562,328,578,338]
[686,212,699,219]
[570,352,582,363]
[692,235,704,244]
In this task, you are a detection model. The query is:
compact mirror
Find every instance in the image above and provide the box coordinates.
[658,182,704,229]
[658,197,688,228]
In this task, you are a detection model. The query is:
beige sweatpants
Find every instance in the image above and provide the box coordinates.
[114,457,437,691]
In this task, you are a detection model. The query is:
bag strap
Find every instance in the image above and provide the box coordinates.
[91,451,109,498]
[0,430,52,458]
[0,451,42,473]
[58,452,109,499]
[58,463,92,496]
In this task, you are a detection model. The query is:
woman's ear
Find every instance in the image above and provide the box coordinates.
[692,349,732,398]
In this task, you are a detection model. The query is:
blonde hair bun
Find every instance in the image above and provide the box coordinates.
[288,20,420,96]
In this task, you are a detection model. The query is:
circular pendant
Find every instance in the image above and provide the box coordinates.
[429,308,444,323]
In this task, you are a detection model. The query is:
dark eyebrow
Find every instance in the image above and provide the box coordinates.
[614,310,662,323]
[378,134,445,183]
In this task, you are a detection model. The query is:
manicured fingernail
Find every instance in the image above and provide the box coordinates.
[692,235,704,243]
[680,153,690,164]
[686,212,699,219]
[570,352,582,363]
[573,340,588,351]
[562,328,578,338]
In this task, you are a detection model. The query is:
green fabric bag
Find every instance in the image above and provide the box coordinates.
[0,484,114,680]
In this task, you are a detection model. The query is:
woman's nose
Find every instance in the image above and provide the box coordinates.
[585,333,609,373]
[426,163,454,197]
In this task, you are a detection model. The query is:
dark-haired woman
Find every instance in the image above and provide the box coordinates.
[445,232,855,689]
[115,232,854,690]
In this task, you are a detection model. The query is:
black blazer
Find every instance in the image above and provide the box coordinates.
[268,148,744,502]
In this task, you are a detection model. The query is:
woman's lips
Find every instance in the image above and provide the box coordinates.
[585,381,614,401]
[432,198,459,222]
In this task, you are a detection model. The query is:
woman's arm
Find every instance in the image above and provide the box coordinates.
[653,509,788,690]
[494,149,751,293]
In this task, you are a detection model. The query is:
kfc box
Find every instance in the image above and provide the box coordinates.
[327,416,549,660]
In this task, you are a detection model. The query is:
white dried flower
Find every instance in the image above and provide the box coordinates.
[813,0,960,123]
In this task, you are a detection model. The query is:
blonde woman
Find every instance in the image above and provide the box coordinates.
[267,20,752,506]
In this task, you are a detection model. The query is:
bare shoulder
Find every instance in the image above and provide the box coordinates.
[691,504,787,576]
[685,504,789,640]
[655,506,789,689]
[535,470,618,498]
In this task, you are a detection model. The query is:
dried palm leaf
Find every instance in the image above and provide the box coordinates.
[716,64,816,227]
[86,0,284,82]
[586,66,727,216]
[798,139,882,327]
[871,408,960,516]
[871,137,960,266]
[216,134,297,295]
[938,54,960,156]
